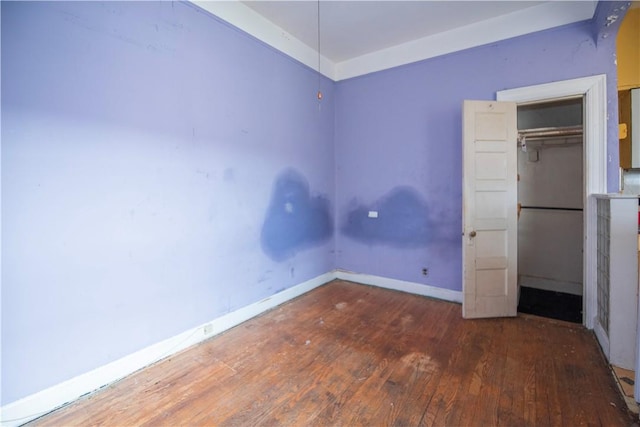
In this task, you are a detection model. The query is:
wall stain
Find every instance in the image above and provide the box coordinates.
[261,169,332,261]
[223,168,235,183]
[341,186,433,248]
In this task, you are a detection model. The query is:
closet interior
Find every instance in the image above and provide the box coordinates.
[516,98,584,323]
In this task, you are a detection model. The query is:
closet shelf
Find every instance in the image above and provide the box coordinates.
[517,125,583,152]
[518,125,583,141]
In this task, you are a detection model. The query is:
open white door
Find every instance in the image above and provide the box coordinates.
[462,100,518,319]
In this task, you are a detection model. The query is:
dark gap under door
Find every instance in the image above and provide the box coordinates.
[518,286,582,323]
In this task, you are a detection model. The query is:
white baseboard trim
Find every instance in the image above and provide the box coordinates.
[594,320,610,361]
[335,270,462,304]
[0,271,334,427]
[519,275,583,296]
[1,269,460,426]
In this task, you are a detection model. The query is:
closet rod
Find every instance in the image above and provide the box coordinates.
[520,206,583,212]
[518,125,583,140]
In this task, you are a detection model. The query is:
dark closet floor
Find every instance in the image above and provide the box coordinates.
[518,286,583,323]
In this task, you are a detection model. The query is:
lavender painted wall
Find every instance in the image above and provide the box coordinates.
[1,1,334,404]
[334,19,620,291]
[1,0,626,408]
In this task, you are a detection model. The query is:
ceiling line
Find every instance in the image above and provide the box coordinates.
[192,0,596,82]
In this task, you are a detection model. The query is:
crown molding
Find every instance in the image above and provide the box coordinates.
[192,0,336,80]
[192,1,596,82]
[335,1,597,81]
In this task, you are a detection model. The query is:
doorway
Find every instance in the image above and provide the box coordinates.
[515,98,584,323]
[496,74,607,329]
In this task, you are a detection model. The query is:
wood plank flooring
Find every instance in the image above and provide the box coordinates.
[30,280,634,426]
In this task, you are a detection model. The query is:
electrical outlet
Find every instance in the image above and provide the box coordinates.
[422,268,429,276]
[203,324,214,335]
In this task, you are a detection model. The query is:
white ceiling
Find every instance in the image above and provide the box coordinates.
[242,1,547,62]
[193,1,598,80]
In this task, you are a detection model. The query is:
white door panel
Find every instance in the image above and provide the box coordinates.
[463,100,518,319]
[475,112,508,139]
[476,192,507,219]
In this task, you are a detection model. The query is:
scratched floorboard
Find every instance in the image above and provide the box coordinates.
[29,280,633,427]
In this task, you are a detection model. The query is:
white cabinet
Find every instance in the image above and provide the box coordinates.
[593,194,638,372]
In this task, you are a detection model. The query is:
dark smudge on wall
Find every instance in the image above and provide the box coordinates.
[341,186,433,248]
[261,169,333,261]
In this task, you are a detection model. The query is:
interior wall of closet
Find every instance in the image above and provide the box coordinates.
[517,99,584,297]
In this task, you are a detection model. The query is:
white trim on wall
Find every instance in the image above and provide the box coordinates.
[190,0,596,82]
[0,272,334,427]
[191,0,336,80]
[519,275,583,296]
[497,74,608,330]
[335,270,462,304]
[0,270,460,426]
[335,1,597,81]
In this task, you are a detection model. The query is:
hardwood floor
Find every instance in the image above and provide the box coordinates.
[30,280,634,426]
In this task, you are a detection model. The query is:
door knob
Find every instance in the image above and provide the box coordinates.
[469,231,477,237]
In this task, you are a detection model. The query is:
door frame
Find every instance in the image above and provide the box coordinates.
[497,74,607,329]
